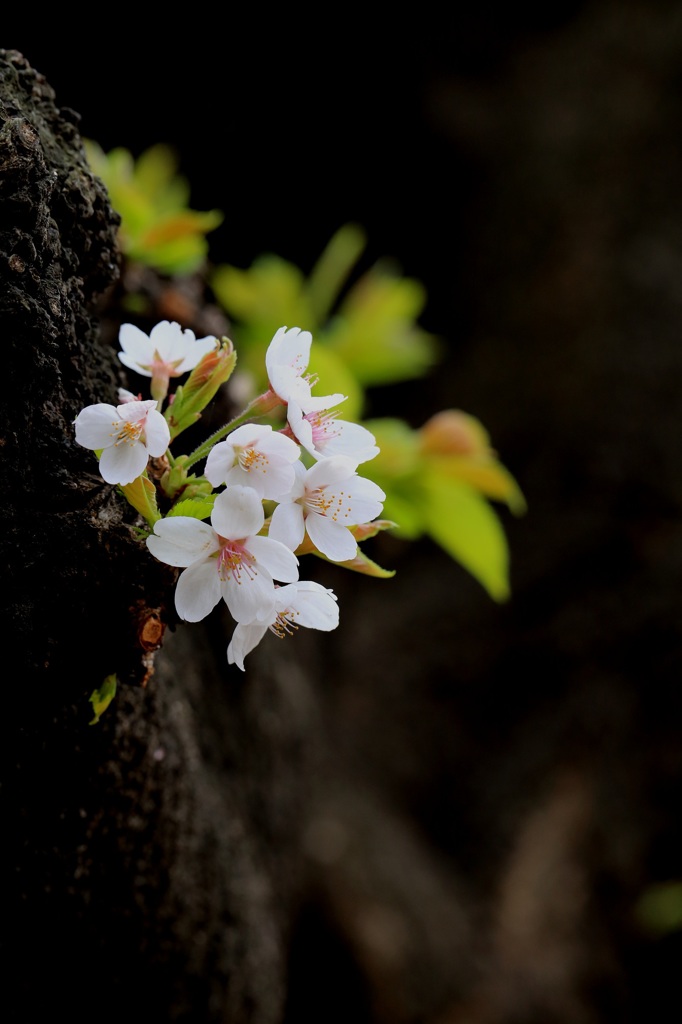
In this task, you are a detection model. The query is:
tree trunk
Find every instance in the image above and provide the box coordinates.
[1,49,306,1023]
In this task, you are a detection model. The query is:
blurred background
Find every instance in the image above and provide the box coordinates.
[11,3,682,1020]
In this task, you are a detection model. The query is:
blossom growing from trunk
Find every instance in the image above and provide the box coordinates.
[265,326,344,413]
[269,455,386,562]
[74,399,170,485]
[146,484,299,624]
[118,320,219,401]
[227,581,339,670]
[286,401,379,464]
[204,423,300,500]
[117,387,142,404]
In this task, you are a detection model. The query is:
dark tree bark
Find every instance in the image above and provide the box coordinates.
[0,50,306,1023]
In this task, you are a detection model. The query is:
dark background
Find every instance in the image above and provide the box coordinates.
[9,5,682,1021]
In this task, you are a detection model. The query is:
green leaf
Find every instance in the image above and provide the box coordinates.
[427,454,527,515]
[167,495,216,520]
[89,674,118,725]
[363,418,421,480]
[85,141,222,275]
[635,882,682,936]
[420,471,511,601]
[307,344,364,421]
[333,547,396,578]
[119,473,161,527]
[323,266,440,385]
[378,489,425,540]
[305,222,366,323]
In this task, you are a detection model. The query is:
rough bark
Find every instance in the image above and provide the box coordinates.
[0,50,302,1023]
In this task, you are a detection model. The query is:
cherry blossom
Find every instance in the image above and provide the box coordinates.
[287,401,379,464]
[268,455,385,562]
[227,580,339,670]
[204,423,300,500]
[118,320,219,400]
[265,326,344,413]
[117,387,142,404]
[146,485,299,624]
[74,399,170,485]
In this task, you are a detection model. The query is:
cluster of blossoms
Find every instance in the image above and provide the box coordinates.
[74,321,387,670]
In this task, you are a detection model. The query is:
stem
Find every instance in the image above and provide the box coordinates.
[182,394,284,471]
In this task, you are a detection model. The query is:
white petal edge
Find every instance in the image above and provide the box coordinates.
[74,404,120,450]
[268,501,306,552]
[98,442,148,485]
[175,558,222,621]
[306,513,358,562]
[245,535,299,583]
[227,622,270,671]
[147,518,219,567]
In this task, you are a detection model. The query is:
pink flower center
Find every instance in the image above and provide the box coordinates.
[306,411,341,448]
[146,349,186,379]
[217,539,257,584]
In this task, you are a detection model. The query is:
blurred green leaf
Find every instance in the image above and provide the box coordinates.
[212,256,312,337]
[420,472,510,601]
[426,454,527,515]
[635,881,682,936]
[324,266,441,385]
[85,141,222,274]
[305,223,367,322]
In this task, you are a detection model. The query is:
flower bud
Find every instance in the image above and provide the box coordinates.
[165,338,237,440]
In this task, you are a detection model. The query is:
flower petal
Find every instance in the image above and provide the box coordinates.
[211,485,264,540]
[144,409,171,457]
[227,622,269,671]
[98,441,148,485]
[306,513,358,562]
[118,323,154,370]
[175,558,222,621]
[204,440,236,486]
[147,517,219,567]
[245,535,299,583]
[265,326,313,402]
[268,501,306,552]
[317,420,379,463]
[177,334,219,371]
[74,404,120,450]
[118,399,157,423]
[149,320,188,362]
[298,392,347,414]
[222,566,276,623]
[278,581,339,630]
[305,455,358,489]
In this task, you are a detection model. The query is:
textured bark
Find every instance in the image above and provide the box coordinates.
[0,50,302,1023]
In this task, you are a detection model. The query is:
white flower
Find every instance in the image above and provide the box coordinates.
[265,326,344,413]
[227,581,339,671]
[146,484,299,624]
[204,423,300,500]
[117,387,142,404]
[74,399,170,485]
[118,320,219,399]
[269,455,385,562]
[287,401,379,463]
